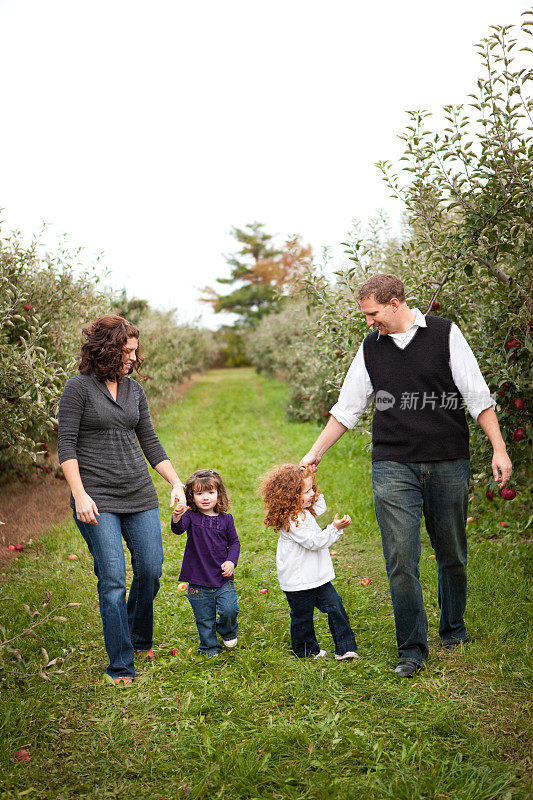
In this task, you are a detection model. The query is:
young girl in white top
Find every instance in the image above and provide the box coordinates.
[260,464,357,660]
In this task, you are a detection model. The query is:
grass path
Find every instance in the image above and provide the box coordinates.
[0,369,531,799]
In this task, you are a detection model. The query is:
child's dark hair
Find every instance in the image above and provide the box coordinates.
[260,464,319,531]
[185,469,230,513]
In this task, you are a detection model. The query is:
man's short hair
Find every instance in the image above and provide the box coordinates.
[357,274,406,304]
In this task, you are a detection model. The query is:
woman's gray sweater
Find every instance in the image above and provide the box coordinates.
[58,373,168,514]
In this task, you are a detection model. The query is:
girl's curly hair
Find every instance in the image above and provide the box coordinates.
[260,464,319,531]
[78,315,143,382]
[185,469,230,514]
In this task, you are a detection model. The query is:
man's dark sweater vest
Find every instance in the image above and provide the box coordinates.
[362,316,470,463]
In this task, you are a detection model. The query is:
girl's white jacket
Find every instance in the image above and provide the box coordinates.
[276,495,341,592]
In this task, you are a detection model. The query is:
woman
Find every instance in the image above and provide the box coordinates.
[58,315,186,685]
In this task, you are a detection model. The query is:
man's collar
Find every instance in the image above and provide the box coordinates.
[411,308,427,329]
[376,307,426,339]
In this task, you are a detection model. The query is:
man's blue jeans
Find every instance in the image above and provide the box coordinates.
[74,508,164,679]
[372,459,470,665]
[284,581,357,658]
[187,581,239,655]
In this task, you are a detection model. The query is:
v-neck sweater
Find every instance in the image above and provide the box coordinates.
[58,373,168,513]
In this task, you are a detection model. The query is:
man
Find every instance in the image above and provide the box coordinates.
[300,274,512,677]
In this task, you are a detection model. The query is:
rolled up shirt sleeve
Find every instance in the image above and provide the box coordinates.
[449,324,495,421]
[329,344,374,429]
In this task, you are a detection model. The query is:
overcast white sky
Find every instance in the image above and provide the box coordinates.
[0,1,527,328]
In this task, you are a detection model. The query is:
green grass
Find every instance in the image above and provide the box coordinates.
[0,368,531,799]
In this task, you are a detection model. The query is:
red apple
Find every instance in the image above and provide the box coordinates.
[499,487,516,500]
[360,578,372,587]
[14,543,24,552]
[506,338,520,350]
[24,304,33,312]
[485,490,495,500]
[7,545,15,551]
[323,412,329,418]
[466,517,474,524]
[170,648,178,656]
[67,554,78,560]
[177,582,188,592]
[513,398,525,411]
[499,522,508,528]
[431,301,440,311]
[15,748,30,763]
[260,588,268,594]
[513,428,526,442]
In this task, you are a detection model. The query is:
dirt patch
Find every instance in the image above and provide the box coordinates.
[0,375,199,571]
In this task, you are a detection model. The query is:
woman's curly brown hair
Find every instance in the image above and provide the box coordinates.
[78,315,143,382]
[185,469,230,514]
[260,464,319,531]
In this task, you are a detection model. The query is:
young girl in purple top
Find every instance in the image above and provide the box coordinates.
[171,469,240,656]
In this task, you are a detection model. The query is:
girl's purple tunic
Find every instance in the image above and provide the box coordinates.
[171,510,240,588]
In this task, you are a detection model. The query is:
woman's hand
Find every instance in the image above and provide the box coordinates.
[221,560,235,578]
[74,491,100,525]
[170,484,186,509]
[332,513,351,531]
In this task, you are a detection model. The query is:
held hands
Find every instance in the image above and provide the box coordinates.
[299,451,320,471]
[221,560,235,578]
[170,484,186,509]
[172,501,188,522]
[75,492,100,525]
[332,513,351,531]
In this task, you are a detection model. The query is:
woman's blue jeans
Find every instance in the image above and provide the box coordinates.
[74,508,164,679]
[284,582,357,658]
[372,459,470,665]
[187,581,239,655]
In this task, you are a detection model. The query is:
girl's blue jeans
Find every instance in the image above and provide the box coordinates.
[74,508,164,679]
[284,582,357,658]
[187,581,239,655]
[372,459,470,665]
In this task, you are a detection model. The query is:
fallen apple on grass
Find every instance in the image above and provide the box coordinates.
[499,522,508,528]
[466,517,474,524]
[260,588,268,594]
[15,748,30,763]
[499,487,516,500]
[177,582,188,592]
[67,554,78,560]
[360,578,372,587]
[170,648,178,656]
[7,545,15,551]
